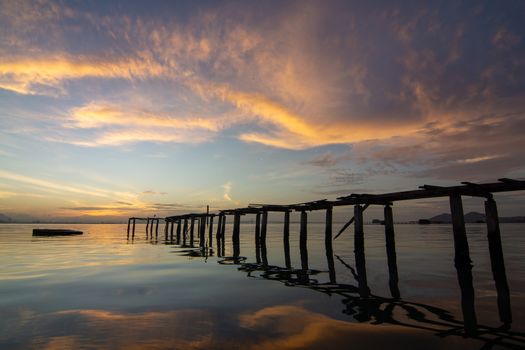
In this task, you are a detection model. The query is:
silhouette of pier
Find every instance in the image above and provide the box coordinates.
[128,178,525,337]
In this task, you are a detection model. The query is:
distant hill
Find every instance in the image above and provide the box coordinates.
[423,212,525,224]
[0,213,12,223]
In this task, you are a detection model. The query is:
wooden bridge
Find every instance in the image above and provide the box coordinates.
[127,178,525,335]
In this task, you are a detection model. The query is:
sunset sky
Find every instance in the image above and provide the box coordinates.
[1,0,524,222]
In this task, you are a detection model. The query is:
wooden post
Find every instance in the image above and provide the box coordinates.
[176,220,181,243]
[325,207,336,283]
[233,212,241,245]
[261,211,268,245]
[221,214,227,240]
[132,218,136,237]
[155,219,159,237]
[284,211,291,269]
[146,218,150,235]
[450,194,477,334]
[170,220,175,241]
[182,218,188,246]
[354,204,370,297]
[255,212,261,247]
[190,217,195,246]
[300,211,308,270]
[216,214,223,241]
[164,219,168,239]
[485,198,512,325]
[199,216,206,248]
[208,216,214,247]
[127,218,131,237]
[384,204,400,298]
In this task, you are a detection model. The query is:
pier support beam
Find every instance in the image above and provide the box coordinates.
[132,218,136,237]
[146,218,150,235]
[485,198,512,326]
[354,204,370,297]
[255,213,261,263]
[384,204,400,298]
[284,211,291,269]
[155,219,159,237]
[176,220,181,243]
[127,218,131,237]
[300,211,308,270]
[208,216,214,248]
[261,211,268,245]
[170,221,174,241]
[182,218,188,246]
[216,214,222,241]
[233,212,241,245]
[199,216,206,247]
[221,215,227,240]
[449,194,477,334]
[325,207,336,283]
[190,217,195,246]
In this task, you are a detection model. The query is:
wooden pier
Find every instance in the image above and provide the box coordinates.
[128,178,525,335]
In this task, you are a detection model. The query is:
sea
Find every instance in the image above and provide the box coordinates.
[0,222,524,349]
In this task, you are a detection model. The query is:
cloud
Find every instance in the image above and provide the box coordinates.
[303,153,338,167]
[222,181,232,201]
[0,55,166,95]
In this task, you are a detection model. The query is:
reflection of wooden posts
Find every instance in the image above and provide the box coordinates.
[384,204,400,298]
[182,218,188,246]
[190,217,195,246]
[284,211,291,269]
[354,204,370,297]
[485,198,512,325]
[449,194,477,334]
[325,207,336,283]
[300,211,308,270]
[261,211,268,245]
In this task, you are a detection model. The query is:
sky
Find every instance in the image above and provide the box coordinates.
[1,0,524,222]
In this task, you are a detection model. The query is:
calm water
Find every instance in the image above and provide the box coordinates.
[0,222,524,349]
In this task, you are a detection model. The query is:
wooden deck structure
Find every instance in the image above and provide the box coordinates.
[128,178,525,334]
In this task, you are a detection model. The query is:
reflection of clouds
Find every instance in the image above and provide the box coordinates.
[239,305,476,350]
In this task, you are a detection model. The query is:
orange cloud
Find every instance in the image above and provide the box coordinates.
[0,55,166,95]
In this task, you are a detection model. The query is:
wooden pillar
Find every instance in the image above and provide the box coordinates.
[300,211,308,270]
[216,214,222,240]
[127,218,131,237]
[182,218,188,246]
[146,218,150,234]
[485,198,512,325]
[164,220,168,238]
[221,215,227,240]
[255,212,261,247]
[200,216,207,247]
[450,194,477,334]
[384,204,400,298]
[176,220,181,243]
[190,217,195,246]
[284,211,291,269]
[208,216,214,247]
[325,207,336,283]
[233,212,241,244]
[170,220,175,241]
[132,218,136,237]
[261,211,268,245]
[354,204,370,297]
[155,219,159,237]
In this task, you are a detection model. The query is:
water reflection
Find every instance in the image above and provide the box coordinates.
[208,231,525,350]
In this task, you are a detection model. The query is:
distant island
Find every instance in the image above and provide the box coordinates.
[417,212,525,224]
